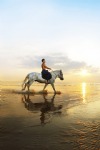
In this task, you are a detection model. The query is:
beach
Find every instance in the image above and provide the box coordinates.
[0,81,100,150]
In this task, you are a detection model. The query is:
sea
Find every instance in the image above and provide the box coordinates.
[0,81,100,150]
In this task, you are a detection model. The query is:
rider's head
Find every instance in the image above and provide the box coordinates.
[41,59,45,63]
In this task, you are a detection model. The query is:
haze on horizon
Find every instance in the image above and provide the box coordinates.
[0,0,100,83]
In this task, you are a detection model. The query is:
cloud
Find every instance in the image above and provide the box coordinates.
[17,52,100,75]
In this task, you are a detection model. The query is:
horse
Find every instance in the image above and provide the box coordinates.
[22,70,64,93]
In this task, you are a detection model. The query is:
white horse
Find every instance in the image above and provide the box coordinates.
[22,70,64,93]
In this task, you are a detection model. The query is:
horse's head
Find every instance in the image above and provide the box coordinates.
[58,70,64,80]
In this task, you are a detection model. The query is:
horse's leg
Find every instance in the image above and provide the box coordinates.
[51,83,56,93]
[43,83,48,91]
[26,80,34,91]
[22,84,26,90]
[27,84,30,91]
[22,81,27,91]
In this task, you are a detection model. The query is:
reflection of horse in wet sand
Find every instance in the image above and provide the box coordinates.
[22,93,63,125]
[22,70,64,93]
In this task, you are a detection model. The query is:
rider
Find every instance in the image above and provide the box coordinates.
[41,59,52,83]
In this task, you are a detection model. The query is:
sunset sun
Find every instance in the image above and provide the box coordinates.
[81,69,88,76]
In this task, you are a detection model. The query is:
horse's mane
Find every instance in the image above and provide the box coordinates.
[51,70,60,73]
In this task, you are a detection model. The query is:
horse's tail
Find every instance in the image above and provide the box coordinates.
[22,74,29,89]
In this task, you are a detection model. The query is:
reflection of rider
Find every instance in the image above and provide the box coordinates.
[40,94,62,125]
[22,93,62,125]
[41,59,52,83]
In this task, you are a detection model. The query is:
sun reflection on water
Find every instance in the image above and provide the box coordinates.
[82,82,87,103]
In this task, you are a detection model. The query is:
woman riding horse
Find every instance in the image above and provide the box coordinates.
[22,59,64,92]
[41,59,52,83]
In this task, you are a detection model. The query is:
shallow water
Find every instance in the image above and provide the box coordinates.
[0,82,100,150]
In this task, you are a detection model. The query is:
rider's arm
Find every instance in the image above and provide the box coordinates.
[44,64,51,70]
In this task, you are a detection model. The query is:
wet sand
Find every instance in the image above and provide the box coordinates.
[0,82,100,150]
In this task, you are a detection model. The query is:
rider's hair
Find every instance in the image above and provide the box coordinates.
[41,58,45,62]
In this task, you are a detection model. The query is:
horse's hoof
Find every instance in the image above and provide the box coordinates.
[44,90,48,94]
[56,91,61,94]
[40,90,48,94]
[54,91,61,94]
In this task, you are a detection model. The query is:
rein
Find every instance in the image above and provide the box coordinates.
[51,70,58,77]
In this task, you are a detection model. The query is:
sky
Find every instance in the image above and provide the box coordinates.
[0,0,100,82]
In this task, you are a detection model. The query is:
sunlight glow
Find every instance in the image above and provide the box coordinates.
[81,69,88,76]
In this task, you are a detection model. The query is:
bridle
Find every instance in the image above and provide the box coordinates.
[51,69,57,76]
[51,69,62,78]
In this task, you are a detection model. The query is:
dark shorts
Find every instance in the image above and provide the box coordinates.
[41,70,52,81]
